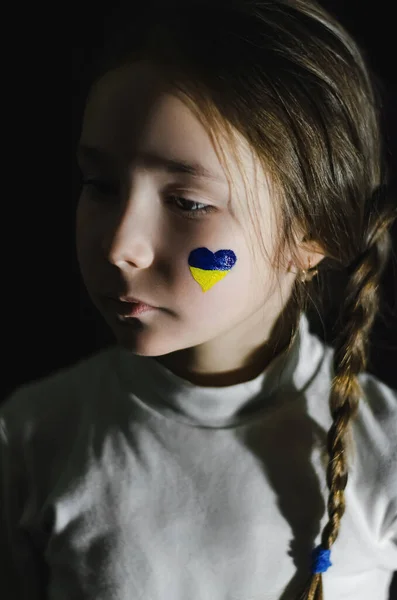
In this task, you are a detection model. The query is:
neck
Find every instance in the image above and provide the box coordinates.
[154,312,297,388]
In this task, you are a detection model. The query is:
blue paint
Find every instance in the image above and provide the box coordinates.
[188,248,237,271]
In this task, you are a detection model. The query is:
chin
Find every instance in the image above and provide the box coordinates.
[114,323,189,358]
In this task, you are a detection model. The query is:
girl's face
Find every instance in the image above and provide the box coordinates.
[76,61,297,382]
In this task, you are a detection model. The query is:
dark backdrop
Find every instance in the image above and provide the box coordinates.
[4,0,394,396]
[2,0,396,596]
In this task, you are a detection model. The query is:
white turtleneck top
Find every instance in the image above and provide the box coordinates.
[1,313,396,599]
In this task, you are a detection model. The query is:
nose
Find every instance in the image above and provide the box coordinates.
[102,189,156,270]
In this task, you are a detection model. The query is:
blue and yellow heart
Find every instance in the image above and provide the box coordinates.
[188,247,237,292]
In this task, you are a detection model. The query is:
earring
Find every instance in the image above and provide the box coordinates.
[300,257,319,282]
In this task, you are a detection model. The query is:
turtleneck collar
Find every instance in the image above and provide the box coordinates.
[112,312,326,428]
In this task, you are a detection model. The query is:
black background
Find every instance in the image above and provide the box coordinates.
[3,0,397,596]
[5,0,394,397]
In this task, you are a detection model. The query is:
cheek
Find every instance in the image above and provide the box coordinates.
[75,201,105,287]
[177,245,254,314]
[75,199,106,258]
[187,247,237,293]
[75,205,88,263]
[76,198,93,247]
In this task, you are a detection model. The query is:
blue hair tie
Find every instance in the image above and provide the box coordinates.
[311,545,332,574]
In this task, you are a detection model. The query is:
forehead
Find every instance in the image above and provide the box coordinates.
[81,62,223,175]
[82,62,165,153]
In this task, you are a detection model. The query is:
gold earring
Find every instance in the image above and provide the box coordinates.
[301,258,318,281]
[301,257,318,282]
[289,258,319,281]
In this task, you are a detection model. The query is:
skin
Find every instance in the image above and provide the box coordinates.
[76,60,325,387]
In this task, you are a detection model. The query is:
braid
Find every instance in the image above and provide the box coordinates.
[298,200,397,600]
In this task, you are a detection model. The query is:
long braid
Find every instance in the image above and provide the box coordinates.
[298,199,397,600]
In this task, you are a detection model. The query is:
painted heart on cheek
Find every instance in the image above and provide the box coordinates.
[188,247,237,292]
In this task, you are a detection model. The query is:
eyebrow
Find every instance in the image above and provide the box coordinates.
[76,144,227,185]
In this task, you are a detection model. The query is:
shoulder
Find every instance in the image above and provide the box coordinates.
[310,353,397,550]
[311,332,397,448]
[355,371,397,460]
[0,345,118,446]
[350,371,397,538]
[354,371,397,478]
[309,333,397,510]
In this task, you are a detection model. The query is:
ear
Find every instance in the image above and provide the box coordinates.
[289,230,327,272]
[298,239,326,270]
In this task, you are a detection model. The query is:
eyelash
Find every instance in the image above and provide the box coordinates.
[81,179,215,218]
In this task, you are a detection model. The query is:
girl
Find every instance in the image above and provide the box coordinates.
[1,1,396,599]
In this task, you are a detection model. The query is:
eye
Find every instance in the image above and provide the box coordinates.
[80,180,216,219]
[81,178,119,197]
[168,195,216,218]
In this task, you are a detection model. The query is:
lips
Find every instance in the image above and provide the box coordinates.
[117,302,155,318]
[118,295,146,304]
[105,296,155,315]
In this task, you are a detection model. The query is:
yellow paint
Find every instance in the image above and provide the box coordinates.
[189,266,230,292]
